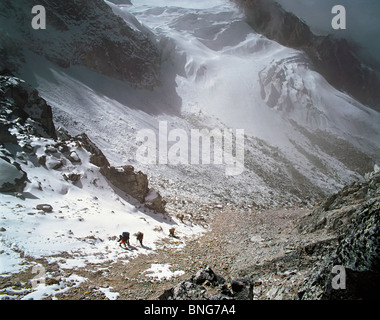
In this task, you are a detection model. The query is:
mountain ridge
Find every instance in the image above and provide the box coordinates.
[232,0,380,111]
[0,0,161,88]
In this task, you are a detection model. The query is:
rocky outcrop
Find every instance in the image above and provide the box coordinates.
[298,169,380,299]
[0,0,160,88]
[158,266,253,300]
[75,133,110,168]
[232,0,380,111]
[100,165,149,203]
[0,71,56,139]
[0,71,59,192]
[144,189,167,214]
[0,157,27,192]
[100,165,166,212]
[299,169,380,235]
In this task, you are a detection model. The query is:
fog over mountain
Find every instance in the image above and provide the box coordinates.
[275,0,380,67]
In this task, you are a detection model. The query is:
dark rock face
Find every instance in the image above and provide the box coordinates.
[158,266,253,300]
[0,74,56,139]
[299,171,380,235]
[99,164,166,212]
[0,0,161,88]
[0,72,60,191]
[232,0,380,111]
[100,165,149,203]
[75,133,110,168]
[298,170,380,299]
[193,265,226,287]
[0,157,28,192]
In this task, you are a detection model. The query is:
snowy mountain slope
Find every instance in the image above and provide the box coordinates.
[10,0,380,205]
[0,73,203,295]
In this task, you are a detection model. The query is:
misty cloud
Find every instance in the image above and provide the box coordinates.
[275,0,380,65]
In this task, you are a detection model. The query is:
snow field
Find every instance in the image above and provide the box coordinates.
[0,134,204,277]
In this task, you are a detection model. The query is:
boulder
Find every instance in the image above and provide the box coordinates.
[67,151,81,163]
[0,75,56,138]
[63,173,81,183]
[0,157,27,192]
[193,265,225,287]
[144,189,166,213]
[100,165,149,203]
[46,158,64,170]
[75,133,110,168]
[36,204,53,213]
[230,277,254,300]
[158,266,253,300]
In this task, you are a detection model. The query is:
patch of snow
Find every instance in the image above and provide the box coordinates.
[20,274,87,300]
[96,287,120,300]
[143,263,185,280]
[0,241,26,274]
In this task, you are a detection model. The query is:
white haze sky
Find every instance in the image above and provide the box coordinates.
[275,0,380,65]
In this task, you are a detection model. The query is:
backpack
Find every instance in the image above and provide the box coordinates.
[122,232,130,240]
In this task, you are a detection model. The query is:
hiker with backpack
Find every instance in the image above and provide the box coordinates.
[118,232,130,248]
[135,231,144,247]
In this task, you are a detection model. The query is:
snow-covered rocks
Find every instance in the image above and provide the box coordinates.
[158,265,253,300]
[36,204,53,213]
[143,263,185,281]
[0,73,56,139]
[0,157,27,192]
[144,189,166,214]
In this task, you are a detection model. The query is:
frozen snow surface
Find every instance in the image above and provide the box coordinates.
[143,263,185,280]
[1,0,380,299]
